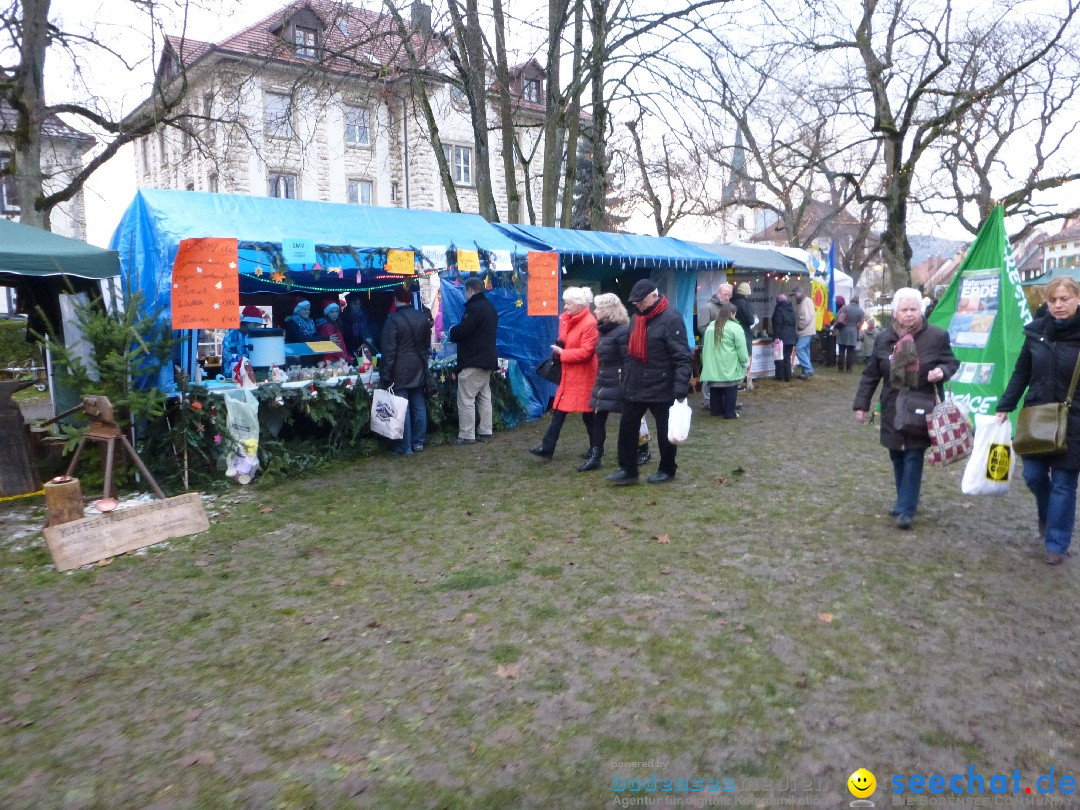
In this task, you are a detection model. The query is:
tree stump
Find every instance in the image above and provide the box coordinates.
[45,477,84,527]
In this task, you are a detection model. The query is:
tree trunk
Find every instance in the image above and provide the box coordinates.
[13,0,51,230]
[491,0,519,223]
[540,0,567,226]
[459,0,496,221]
[587,0,608,232]
[559,0,585,228]
[879,135,913,292]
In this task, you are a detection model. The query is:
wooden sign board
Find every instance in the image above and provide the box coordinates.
[43,493,209,572]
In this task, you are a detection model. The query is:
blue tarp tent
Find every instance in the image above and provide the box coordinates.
[110,189,557,416]
[494,223,733,342]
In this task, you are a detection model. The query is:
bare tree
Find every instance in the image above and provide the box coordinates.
[0,0,232,230]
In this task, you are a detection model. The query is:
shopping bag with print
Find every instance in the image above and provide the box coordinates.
[927,392,974,468]
[370,385,408,440]
[961,413,1015,496]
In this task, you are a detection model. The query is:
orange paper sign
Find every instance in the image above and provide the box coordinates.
[171,238,240,329]
[386,249,415,275]
[527,251,559,316]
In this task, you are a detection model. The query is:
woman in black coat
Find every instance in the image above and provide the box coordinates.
[771,294,797,382]
[996,277,1080,564]
[853,287,958,530]
[577,293,629,472]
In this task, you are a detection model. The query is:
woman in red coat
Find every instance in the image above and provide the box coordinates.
[530,287,599,460]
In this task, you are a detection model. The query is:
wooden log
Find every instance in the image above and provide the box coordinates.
[44,477,84,527]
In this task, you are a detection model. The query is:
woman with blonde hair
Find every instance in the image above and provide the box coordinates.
[854,287,958,530]
[575,292,630,471]
[530,286,598,460]
[997,276,1080,564]
[701,301,750,418]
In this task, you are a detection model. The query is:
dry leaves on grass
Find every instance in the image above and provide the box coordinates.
[329,577,348,587]
[496,663,522,679]
[656,534,670,544]
[259,506,274,514]
[817,613,833,623]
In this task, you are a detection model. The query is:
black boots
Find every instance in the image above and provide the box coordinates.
[636,445,652,466]
[576,447,602,472]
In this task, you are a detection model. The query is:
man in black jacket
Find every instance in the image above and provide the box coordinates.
[608,279,693,486]
[448,277,499,445]
[381,288,432,455]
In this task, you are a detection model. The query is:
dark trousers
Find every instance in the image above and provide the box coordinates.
[776,342,795,381]
[541,409,596,453]
[821,332,836,366]
[709,383,738,418]
[838,344,855,371]
[618,400,675,476]
[592,410,612,452]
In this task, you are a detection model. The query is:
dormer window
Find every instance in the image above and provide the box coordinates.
[295,26,318,58]
[523,78,542,104]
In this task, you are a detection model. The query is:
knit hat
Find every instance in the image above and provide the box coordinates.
[323,302,341,317]
[394,288,412,305]
[629,279,658,303]
[240,305,264,324]
[736,282,751,295]
[294,300,311,315]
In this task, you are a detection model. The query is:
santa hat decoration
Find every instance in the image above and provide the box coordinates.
[241,305,264,324]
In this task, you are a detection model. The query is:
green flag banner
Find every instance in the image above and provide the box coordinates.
[927,206,1031,418]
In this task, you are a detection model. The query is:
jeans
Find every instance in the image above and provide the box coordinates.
[889,448,926,517]
[618,400,676,476]
[393,386,427,454]
[1021,457,1080,554]
[540,409,596,453]
[795,335,814,375]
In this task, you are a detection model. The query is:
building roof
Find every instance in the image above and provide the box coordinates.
[163,0,431,79]
[748,200,862,245]
[0,101,95,152]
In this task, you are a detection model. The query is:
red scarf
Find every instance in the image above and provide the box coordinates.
[628,295,669,362]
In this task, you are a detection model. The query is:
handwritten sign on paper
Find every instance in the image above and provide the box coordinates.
[171,238,240,329]
[281,238,317,266]
[385,249,415,275]
[457,249,480,273]
[527,251,560,316]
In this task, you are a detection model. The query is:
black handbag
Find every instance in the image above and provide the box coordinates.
[1013,352,1080,456]
[893,388,937,438]
[537,356,561,384]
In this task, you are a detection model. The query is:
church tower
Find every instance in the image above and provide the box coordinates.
[719,129,758,242]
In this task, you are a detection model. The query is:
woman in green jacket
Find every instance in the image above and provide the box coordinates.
[701,302,750,419]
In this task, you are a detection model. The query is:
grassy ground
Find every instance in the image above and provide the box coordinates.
[2,368,1078,809]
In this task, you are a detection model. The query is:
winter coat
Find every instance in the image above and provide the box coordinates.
[697,294,724,335]
[854,322,959,451]
[380,304,432,390]
[316,319,352,363]
[589,321,629,413]
[998,313,1080,469]
[794,295,816,337]
[771,301,797,345]
[622,301,693,403]
[730,291,755,338]
[835,303,865,347]
[449,291,499,370]
[552,307,599,413]
[701,319,750,385]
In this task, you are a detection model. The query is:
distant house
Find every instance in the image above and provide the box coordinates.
[0,101,95,241]
[131,0,546,220]
[1037,218,1080,279]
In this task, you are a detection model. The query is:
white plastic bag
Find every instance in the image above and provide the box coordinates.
[223,389,260,484]
[370,386,408,440]
[961,413,1015,496]
[667,398,692,444]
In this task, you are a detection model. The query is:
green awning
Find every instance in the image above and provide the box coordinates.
[0,217,120,280]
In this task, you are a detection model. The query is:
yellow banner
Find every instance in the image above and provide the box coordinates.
[811,280,828,331]
[457,249,480,273]
[385,249,415,275]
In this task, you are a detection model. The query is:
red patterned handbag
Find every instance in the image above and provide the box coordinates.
[927,390,974,468]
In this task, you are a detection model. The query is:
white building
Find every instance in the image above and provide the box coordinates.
[132,0,546,221]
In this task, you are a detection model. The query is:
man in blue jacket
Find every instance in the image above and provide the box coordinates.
[608,279,693,485]
[448,277,499,445]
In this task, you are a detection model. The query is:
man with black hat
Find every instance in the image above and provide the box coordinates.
[607,279,693,485]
